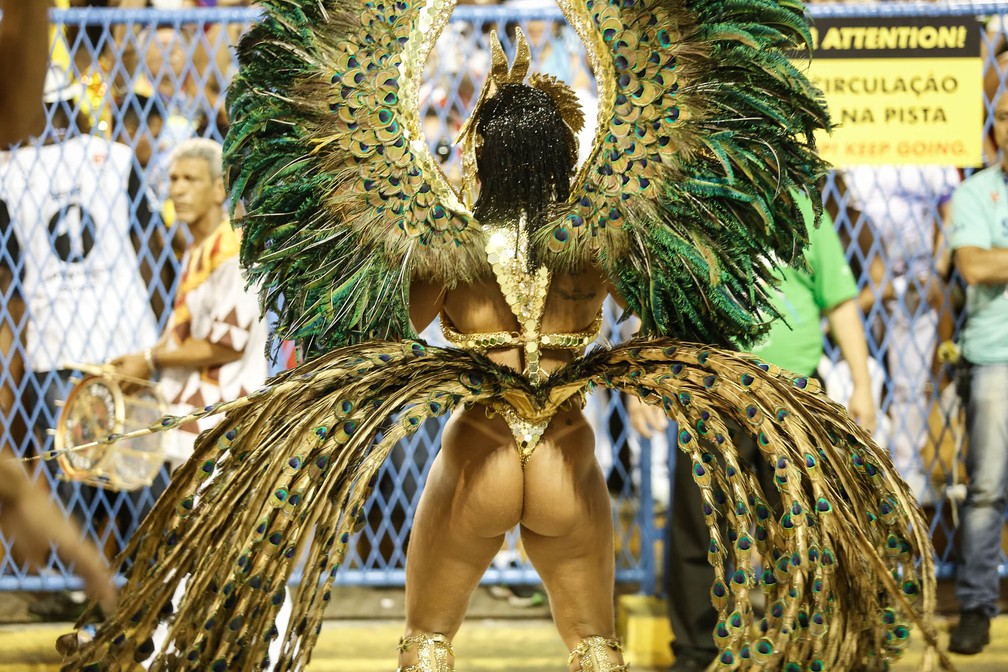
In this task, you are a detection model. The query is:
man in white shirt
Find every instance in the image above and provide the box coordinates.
[1,61,161,618]
[110,138,268,469]
[107,138,277,664]
[842,164,959,502]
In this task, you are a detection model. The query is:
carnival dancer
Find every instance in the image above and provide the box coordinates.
[61,2,947,671]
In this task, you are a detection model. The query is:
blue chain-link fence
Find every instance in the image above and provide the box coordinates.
[0,3,1004,595]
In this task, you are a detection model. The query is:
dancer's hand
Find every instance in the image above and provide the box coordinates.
[0,458,118,616]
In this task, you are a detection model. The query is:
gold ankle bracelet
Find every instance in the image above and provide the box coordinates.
[569,636,629,671]
[397,632,454,672]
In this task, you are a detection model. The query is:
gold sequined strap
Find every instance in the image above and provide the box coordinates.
[568,636,628,672]
[397,632,454,672]
[439,313,520,351]
[486,221,549,383]
[439,311,601,353]
[541,310,604,350]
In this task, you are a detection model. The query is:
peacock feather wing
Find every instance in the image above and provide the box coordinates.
[226,0,481,357]
[58,337,951,670]
[541,0,831,348]
[554,340,951,671]
[59,341,523,671]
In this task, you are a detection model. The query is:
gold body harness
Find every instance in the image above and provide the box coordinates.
[439,221,602,465]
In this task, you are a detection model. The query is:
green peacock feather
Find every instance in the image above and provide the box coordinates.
[541,0,831,348]
[55,1,950,670]
[226,0,481,356]
[58,339,947,670]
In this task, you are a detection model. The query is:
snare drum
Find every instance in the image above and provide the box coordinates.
[54,371,166,491]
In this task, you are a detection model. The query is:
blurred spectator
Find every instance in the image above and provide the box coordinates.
[841,164,959,502]
[103,13,207,148]
[113,87,183,327]
[107,0,254,137]
[0,2,50,146]
[946,91,1008,657]
[109,138,267,470]
[192,1,257,134]
[502,0,578,84]
[983,17,1008,166]
[0,63,159,425]
[137,25,206,135]
[0,62,159,618]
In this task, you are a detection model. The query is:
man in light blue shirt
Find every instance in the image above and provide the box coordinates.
[947,93,1008,656]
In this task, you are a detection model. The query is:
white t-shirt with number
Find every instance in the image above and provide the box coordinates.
[0,136,157,370]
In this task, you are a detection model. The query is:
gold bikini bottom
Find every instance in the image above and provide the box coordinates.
[472,381,589,467]
[438,311,600,466]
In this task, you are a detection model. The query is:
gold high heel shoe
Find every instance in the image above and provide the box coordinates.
[569,636,629,671]
[397,632,454,671]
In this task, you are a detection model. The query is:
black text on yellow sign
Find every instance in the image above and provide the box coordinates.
[802,16,983,167]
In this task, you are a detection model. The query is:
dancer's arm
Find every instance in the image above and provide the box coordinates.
[409,280,447,333]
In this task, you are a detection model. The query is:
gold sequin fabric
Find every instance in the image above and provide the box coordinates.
[437,217,601,463]
[439,312,601,354]
[485,221,551,385]
[397,632,454,671]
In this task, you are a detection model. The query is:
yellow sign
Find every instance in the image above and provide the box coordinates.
[802,16,984,167]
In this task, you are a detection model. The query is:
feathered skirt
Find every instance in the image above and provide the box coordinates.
[60,338,944,671]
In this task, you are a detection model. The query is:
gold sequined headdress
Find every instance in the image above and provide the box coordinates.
[456,27,585,209]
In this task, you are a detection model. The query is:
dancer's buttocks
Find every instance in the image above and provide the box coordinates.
[440,403,599,538]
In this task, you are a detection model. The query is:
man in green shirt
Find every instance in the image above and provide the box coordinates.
[750,205,876,427]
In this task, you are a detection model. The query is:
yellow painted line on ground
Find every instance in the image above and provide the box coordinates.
[0,623,65,666]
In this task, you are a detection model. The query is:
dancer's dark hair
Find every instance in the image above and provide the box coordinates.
[473,83,578,231]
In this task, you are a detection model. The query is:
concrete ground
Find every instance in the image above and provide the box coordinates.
[0,584,1006,671]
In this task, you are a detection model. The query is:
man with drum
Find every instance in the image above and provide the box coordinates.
[109,138,268,470]
[103,137,277,666]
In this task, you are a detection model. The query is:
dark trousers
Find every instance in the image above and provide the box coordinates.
[665,427,777,664]
[666,440,721,664]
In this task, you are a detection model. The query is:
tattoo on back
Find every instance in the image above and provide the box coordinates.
[554,286,597,302]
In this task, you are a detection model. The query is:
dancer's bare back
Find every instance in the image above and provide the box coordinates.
[413,269,608,371]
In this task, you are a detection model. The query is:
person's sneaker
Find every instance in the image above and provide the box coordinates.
[948,608,991,655]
